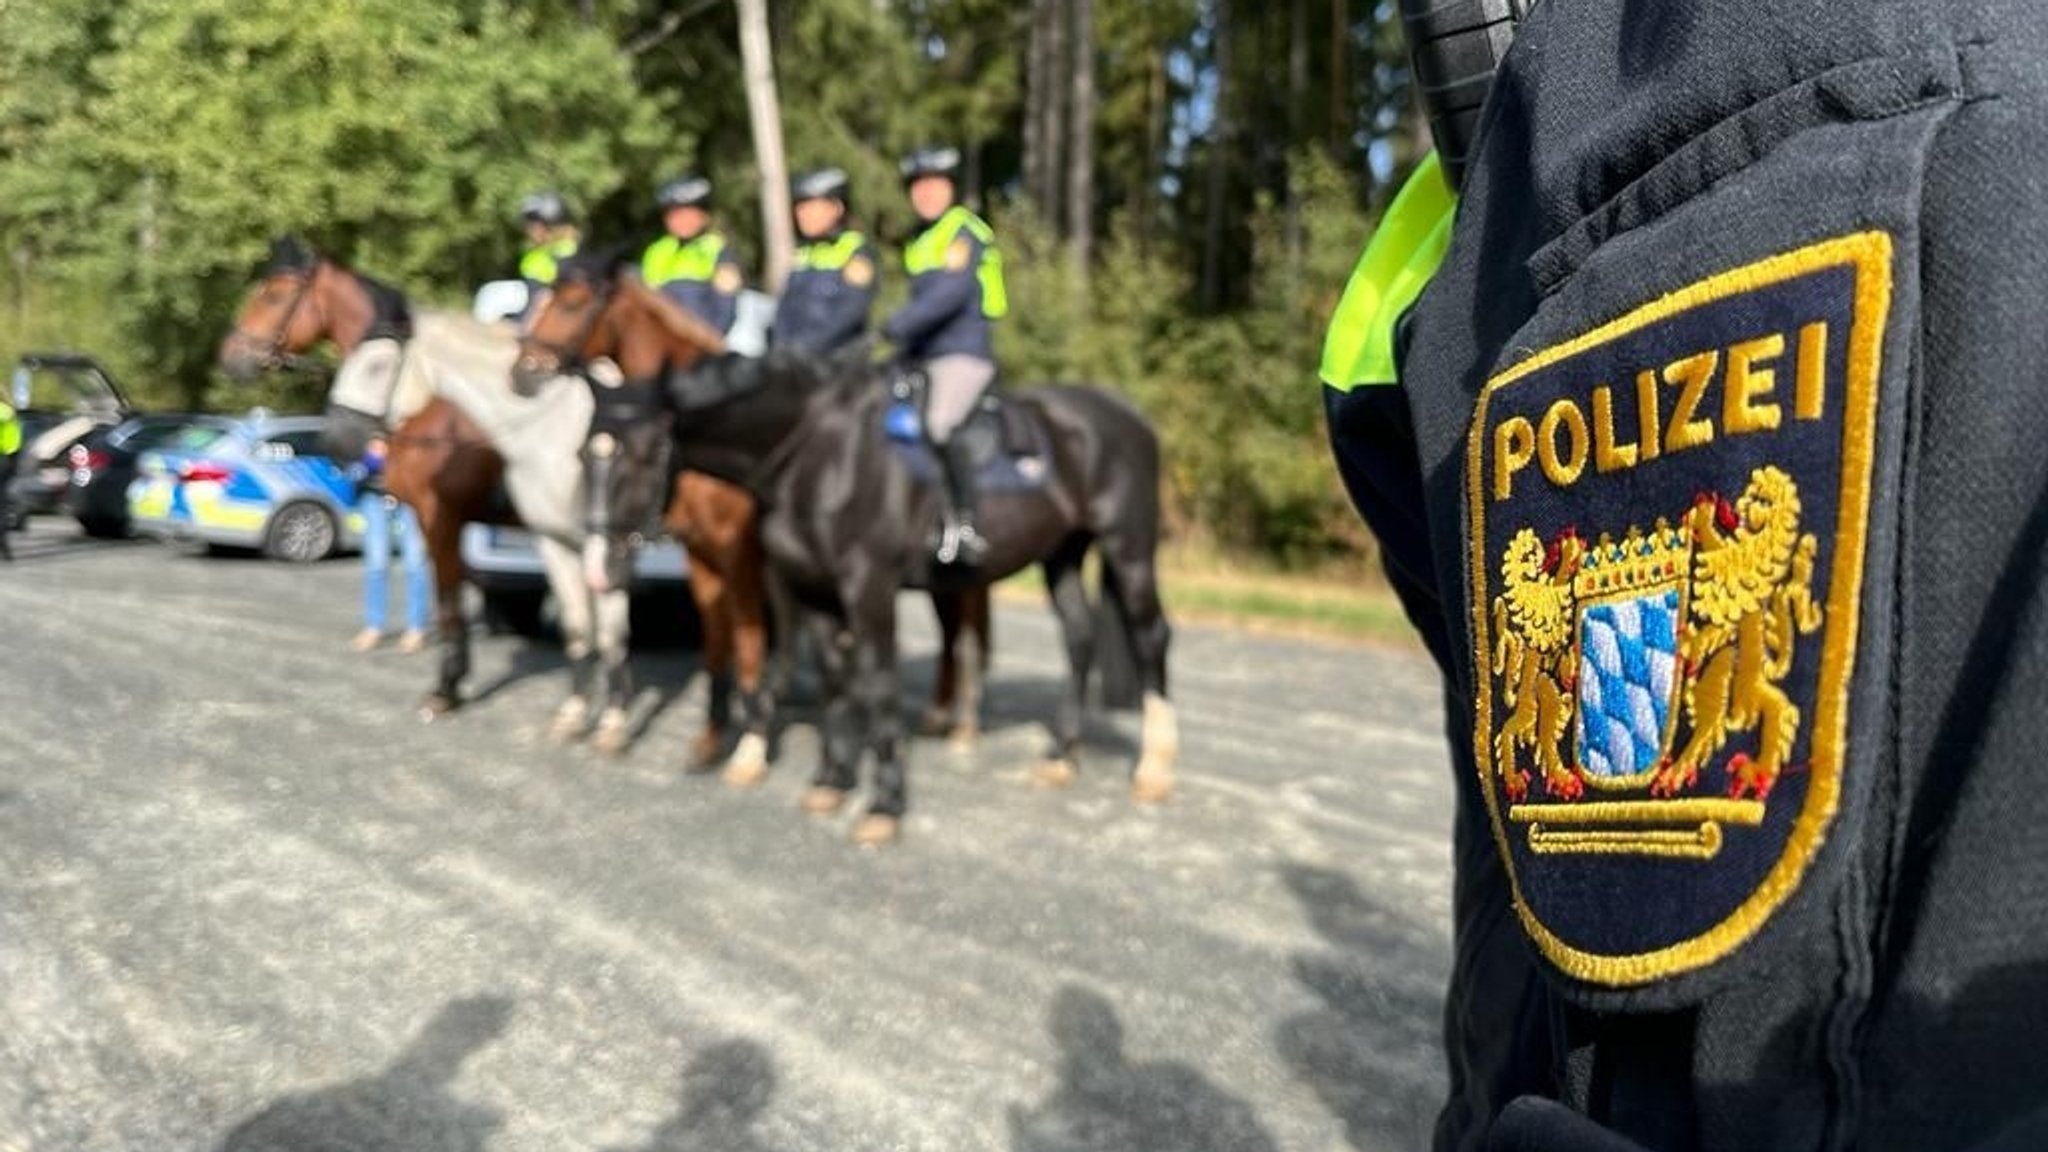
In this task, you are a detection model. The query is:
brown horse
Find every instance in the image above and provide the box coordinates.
[222,237,700,753]
[220,238,509,719]
[511,259,994,792]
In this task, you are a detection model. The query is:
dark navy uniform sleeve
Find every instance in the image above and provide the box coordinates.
[883,231,981,348]
[817,241,879,355]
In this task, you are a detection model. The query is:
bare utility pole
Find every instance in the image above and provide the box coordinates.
[736,0,792,292]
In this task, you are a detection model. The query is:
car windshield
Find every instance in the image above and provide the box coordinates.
[159,425,232,454]
[116,420,212,452]
[9,361,125,417]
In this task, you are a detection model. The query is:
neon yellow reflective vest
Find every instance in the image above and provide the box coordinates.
[795,231,869,272]
[642,232,730,287]
[904,206,1008,319]
[1319,151,1458,391]
[0,401,18,456]
[520,235,579,284]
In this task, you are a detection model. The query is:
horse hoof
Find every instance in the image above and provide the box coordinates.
[721,734,770,789]
[946,726,981,756]
[917,706,953,738]
[592,728,630,757]
[1032,759,1079,789]
[852,814,900,847]
[418,694,459,722]
[1131,767,1175,805]
[801,786,849,815]
[686,729,725,774]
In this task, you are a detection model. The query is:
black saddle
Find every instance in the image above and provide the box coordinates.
[885,369,1048,492]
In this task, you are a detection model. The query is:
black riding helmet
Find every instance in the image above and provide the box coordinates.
[519,190,571,226]
[1399,0,1532,190]
[792,166,851,205]
[897,146,961,186]
[656,174,714,211]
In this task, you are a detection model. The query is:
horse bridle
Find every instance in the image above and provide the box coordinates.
[228,267,324,373]
[521,276,616,377]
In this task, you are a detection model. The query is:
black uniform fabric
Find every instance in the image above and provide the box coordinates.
[1330,2,2048,1149]
[772,234,879,357]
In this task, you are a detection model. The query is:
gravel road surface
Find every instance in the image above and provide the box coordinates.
[0,522,1457,1152]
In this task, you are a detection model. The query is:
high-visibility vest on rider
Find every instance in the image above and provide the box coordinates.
[775,166,880,357]
[642,174,745,336]
[886,204,1007,362]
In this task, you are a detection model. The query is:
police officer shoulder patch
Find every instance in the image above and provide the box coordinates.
[1465,232,1891,987]
[944,237,974,272]
[713,264,743,294]
[844,254,876,288]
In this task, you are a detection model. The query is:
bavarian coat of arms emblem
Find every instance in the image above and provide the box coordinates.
[1466,232,1892,986]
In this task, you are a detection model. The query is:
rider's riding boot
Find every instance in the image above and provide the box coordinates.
[936,436,989,567]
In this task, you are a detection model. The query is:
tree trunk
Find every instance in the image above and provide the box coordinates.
[1066,0,1095,278]
[736,0,792,293]
[1329,0,1349,154]
[1040,0,1068,233]
[1200,0,1233,311]
[1285,0,1308,290]
[1023,0,1049,216]
[1138,43,1165,257]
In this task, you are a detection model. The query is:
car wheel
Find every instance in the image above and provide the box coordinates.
[77,515,127,539]
[480,589,550,638]
[266,502,337,563]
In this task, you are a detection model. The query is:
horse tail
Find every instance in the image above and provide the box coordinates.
[1094,556,1144,711]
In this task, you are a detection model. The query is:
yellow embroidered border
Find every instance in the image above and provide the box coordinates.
[1527,825,1724,860]
[1466,230,1892,987]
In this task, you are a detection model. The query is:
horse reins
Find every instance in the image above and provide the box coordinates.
[229,268,323,373]
[520,278,616,377]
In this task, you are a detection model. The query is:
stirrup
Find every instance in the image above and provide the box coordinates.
[935,520,988,567]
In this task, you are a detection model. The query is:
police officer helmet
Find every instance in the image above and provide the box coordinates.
[656,174,714,211]
[898,146,962,186]
[792,167,851,206]
[519,191,570,226]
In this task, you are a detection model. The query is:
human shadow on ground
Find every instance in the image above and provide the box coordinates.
[603,1039,783,1152]
[1008,984,1279,1152]
[215,995,514,1152]
[1274,863,1449,1150]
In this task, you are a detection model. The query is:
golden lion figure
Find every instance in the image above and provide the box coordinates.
[1651,466,1824,799]
[1492,528,1585,801]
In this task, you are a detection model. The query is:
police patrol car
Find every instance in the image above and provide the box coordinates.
[127,410,364,562]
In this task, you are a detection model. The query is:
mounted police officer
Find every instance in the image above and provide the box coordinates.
[1325,2,2048,1150]
[880,145,1007,567]
[771,166,880,359]
[516,190,579,301]
[642,173,745,336]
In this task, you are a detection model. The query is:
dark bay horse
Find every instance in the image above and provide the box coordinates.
[511,258,993,791]
[520,256,1178,846]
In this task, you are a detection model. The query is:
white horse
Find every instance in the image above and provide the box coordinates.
[326,311,642,752]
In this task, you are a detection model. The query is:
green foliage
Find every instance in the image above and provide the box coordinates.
[996,150,1377,565]
[0,0,668,404]
[0,0,1417,569]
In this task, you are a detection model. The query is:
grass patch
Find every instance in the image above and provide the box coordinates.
[998,545,1420,649]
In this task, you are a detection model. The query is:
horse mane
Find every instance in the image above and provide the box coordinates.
[622,274,728,358]
[264,234,319,276]
[261,232,411,332]
[557,246,636,284]
[356,271,412,327]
